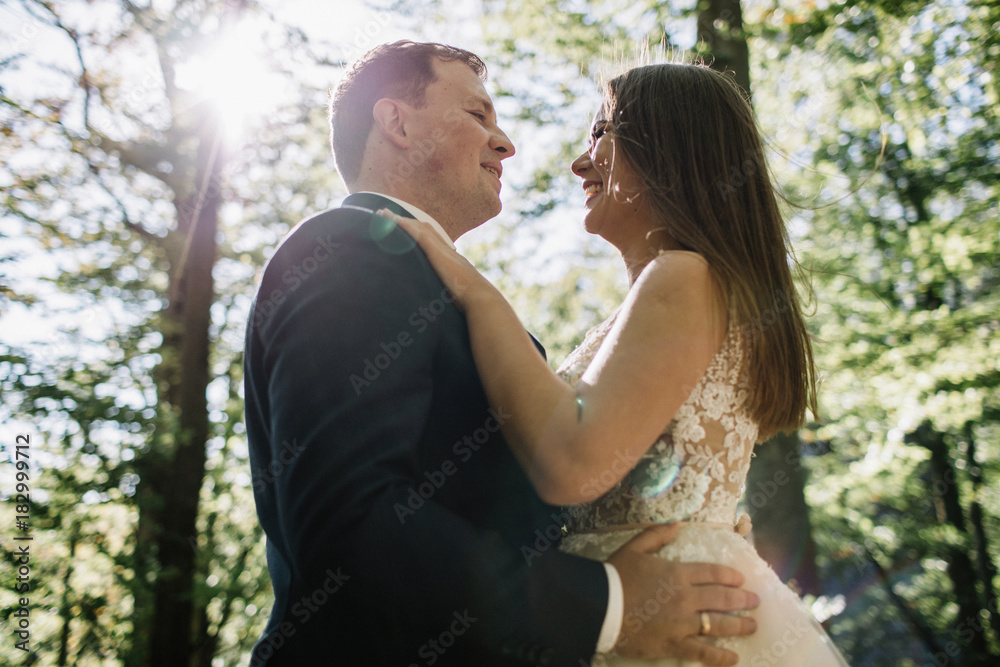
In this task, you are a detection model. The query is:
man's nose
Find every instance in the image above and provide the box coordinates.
[491,126,515,159]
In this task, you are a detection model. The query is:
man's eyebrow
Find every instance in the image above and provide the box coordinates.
[470,95,495,116]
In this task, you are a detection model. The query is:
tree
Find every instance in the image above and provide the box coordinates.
[760,0,1000,662]
[691,0,827,596]
[1,0,341,663]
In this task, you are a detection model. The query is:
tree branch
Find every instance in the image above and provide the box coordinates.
[84,160,160,243]
[865,546,946,658]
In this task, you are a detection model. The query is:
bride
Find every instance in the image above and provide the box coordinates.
[382,62,848,666]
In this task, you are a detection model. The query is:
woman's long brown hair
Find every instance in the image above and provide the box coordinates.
[603,63,817,439]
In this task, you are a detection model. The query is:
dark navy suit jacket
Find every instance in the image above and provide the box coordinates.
[244,193,608,666]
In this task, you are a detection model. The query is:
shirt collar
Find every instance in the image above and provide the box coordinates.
[357,191,456,249]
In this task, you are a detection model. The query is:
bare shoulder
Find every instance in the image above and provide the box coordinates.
[634,251,714,302]
[626,251,728,340]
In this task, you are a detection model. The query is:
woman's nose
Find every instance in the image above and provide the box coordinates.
[571,151,590,177]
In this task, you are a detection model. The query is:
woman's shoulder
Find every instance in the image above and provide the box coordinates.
[630,251,728,329]
[636,250,713,296]
[656,249,709,264]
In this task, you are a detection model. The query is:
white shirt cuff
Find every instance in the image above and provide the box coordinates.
[597,562,624,653]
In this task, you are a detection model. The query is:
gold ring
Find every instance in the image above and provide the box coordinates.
[699,611,711,635]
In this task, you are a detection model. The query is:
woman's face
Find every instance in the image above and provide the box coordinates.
[571,114,649,244]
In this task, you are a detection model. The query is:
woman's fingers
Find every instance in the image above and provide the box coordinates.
[377,208,426,245]
[377,208,449,264]
[734,512,752,537]
[377,208,459,267]
[374,208,484,308]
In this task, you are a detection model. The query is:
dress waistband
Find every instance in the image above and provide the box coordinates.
[564,520,738,536]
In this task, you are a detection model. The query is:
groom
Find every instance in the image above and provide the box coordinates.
[244,40,757,666]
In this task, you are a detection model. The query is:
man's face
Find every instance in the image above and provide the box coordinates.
[400,59,515,237]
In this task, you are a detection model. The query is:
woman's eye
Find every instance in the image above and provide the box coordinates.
[592,126,605,139]
[589,125,606,149]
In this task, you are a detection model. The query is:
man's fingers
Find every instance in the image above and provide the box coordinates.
[701,612,756,637]
[690,584,760,612]
[681,562,747,588]
[618,523,681,554]
[673,638,739,667]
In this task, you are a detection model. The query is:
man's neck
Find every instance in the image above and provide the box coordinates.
[350,182,457,239]
[351,191,457,248]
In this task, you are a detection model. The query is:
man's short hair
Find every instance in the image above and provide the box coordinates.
[328,41,487,185]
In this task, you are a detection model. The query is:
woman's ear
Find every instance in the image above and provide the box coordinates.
[372,98,409,150]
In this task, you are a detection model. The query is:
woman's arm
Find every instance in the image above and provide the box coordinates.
[383,210,727,505]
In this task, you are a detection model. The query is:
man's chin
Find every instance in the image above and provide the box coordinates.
[446,192,503,238]
[472,194,503,224]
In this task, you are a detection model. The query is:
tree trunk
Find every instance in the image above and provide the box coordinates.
[909,421,993,665]
[147,114,223,667]
[696,0,751,96]
[964,422,1000,650]
[57,526,78,666]
[696,0,822,594]
[744,432,822,594]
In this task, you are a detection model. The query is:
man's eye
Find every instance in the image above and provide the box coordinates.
[470,112,486,121]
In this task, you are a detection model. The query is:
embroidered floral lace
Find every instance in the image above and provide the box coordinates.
[557,309,758,533]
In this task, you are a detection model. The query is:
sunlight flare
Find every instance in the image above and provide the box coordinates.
[174,20,286,144]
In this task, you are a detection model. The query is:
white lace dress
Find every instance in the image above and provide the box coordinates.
[556,312,849,666]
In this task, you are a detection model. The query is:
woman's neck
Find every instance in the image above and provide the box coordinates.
[620,230,684,286]
[622,245,658,286]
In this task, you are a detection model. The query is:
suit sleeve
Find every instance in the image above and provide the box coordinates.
[251,214,609,665]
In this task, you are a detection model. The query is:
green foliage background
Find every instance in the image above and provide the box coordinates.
[1,0,997,665]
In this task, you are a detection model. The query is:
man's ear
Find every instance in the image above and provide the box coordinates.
[372,98,409,150]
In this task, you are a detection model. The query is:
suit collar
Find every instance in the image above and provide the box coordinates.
[344,192,456,249]
[343,192,412,218]
[341,193,546,360]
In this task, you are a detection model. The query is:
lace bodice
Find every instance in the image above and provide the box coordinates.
[556,309,759,532]
[554,313,851,666]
